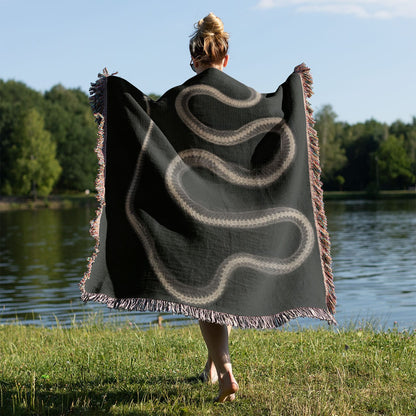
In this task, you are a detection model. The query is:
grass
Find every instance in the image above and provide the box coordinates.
[0,320,415,415]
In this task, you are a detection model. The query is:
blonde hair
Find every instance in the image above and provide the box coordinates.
[189,12,229,65]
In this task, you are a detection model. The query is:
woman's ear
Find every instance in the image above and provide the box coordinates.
[223,55,229,68]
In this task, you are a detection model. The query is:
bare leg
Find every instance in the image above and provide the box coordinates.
[199,321,239,402]
[200,325,232,384]
[200,353,218,383]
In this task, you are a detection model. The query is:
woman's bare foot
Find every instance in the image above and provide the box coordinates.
[215,371,239,403]
[198,321,236,402]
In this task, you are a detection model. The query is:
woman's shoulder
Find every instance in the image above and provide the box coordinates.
[177,68,261,101]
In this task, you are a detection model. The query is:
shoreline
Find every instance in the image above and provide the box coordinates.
[323,190,416,200]
[0,194,98,211]
[0,190,415,211]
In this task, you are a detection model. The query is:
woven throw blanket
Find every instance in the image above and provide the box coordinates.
[80,64,336,328]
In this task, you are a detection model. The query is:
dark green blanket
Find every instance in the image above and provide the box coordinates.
[80,64,336,328]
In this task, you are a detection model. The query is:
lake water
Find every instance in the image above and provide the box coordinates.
[0,198,415,330]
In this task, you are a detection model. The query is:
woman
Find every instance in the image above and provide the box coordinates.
[188,12,239,403]
[82,12,336,405]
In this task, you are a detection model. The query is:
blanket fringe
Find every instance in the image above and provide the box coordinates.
[79,69,115,294]
[81,291,337,328]
[294,63,336,316]
[89,68,118,116]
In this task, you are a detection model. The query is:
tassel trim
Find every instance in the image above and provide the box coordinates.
[79,69,116,295]
[81,291,337,328]
[294,63,337,317]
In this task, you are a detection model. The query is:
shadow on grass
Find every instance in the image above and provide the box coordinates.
[1,374,208,415]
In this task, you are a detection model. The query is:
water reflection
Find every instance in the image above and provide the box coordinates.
[0,206,193,327]
[325,199,416,329]
[0,199,415,329]
[2,209,85,315]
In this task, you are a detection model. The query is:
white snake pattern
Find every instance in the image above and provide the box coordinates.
[126,84,315,306]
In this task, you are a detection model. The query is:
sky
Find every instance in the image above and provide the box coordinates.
[1,0,415,125]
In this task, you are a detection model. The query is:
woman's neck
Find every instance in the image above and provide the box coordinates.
[195,62,224,74]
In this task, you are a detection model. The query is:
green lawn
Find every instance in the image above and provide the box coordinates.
[0,320,415,415]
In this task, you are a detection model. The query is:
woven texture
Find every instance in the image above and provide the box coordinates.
[80,65,336,328]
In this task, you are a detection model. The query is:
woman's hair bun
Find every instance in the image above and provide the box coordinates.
[197,12,226,37]
[189,13,229,64]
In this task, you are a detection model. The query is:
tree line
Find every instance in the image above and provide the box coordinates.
[0,80,97,198]
[0,80,415,197]
[315,105,415,191]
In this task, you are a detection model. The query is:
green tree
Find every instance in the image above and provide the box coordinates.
[148,93,161,101]
[0,102,19,194]
[314,105,347,187]
[376,135,415,189]
[341,119,387,191]
[389,118,416,181]
[10,108,62,198]
[0,80,45,194]
[44,85,97,191]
